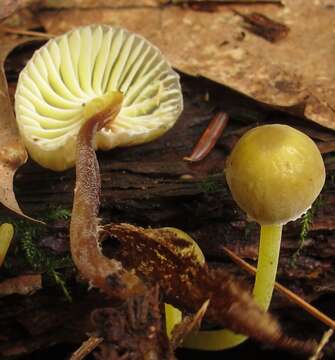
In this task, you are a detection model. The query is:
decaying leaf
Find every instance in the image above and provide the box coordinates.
[106,224,316,354]
[91,286,175,360]
[40,0,159,7]
[39,0,335,130]
[0,0,21,20]
[0,274,41,297]
[0,39,41,222]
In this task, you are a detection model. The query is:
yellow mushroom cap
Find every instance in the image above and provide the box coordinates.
[225,124,325,225]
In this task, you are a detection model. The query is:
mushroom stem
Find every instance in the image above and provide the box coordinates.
[183,223,283,350]
[254,224,282,310]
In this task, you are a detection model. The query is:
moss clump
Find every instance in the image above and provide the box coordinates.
[199,176,222,194]
[1,206,73,302]
[291,196,323,264]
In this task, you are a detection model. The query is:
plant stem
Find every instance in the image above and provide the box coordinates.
[183,224,282,350]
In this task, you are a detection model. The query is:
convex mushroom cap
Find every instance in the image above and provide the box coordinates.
[15,24,183,171]
[225,124,325,225]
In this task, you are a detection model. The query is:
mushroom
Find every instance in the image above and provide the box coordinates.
[15,25,183,171]
[184,123,326,350]
[0,223,14,267]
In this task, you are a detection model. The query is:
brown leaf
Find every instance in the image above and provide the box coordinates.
[0,274,41,297]
[0,0,37,21]
[40,0,335,130]
[0,0,20,20]
[0,39,42,222]
[39,0,159,8]
[106,223,316,354]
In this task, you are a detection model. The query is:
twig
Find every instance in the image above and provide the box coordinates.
[0,27,54,39]
[222,246,335,331]
[309,329,333,360]
[70,336,103,360]
[184,112,229,162]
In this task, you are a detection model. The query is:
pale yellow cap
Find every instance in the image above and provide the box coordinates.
[225,124,325,225]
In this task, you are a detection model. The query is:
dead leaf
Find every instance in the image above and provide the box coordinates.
[0,0,20,20]
[106,223,316,354]
[0,274,42,297]
[0,40,45,221]
[0,0,37,21]
[39,0,335,130]
[0,38,42,222]
[40,0,160,8]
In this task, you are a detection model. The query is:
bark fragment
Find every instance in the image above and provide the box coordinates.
[0,274,41,297]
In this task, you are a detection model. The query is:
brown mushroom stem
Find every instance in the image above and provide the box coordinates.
[70,92,144,300]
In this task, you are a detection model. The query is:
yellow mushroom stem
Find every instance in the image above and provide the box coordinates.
[0,223,14,266]
[183,223,283,350]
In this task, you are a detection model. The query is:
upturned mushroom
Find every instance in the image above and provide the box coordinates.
[14,24,183,299]
[15,25,183,171]
[185,123,326,350]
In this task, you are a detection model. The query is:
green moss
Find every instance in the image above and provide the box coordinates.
[1,206,73,302]
[44,207,71,222]
[291,196,323,264]
[199,176,222,194]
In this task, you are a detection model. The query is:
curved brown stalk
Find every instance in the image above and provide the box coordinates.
[70,97,144,299]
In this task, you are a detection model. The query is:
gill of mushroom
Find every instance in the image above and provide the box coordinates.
[14,25,183,171]
[183,124,326,350]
